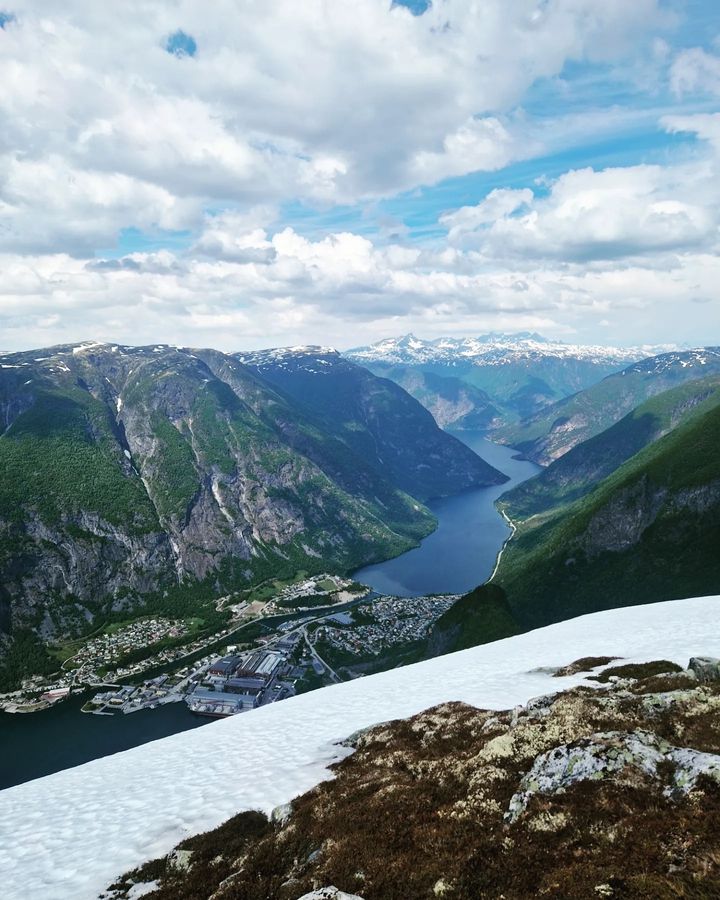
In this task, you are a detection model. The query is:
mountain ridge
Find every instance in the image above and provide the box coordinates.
[493,347,720,465]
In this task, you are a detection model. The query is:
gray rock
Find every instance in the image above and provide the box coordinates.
[271,802,294,825]
[688,657,720,683]
[295,889,365,900]
[167,848,193,871]
[505,730,720,824]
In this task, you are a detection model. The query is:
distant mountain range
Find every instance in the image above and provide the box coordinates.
[0,341,502,685]
[348,332,674,368]
[346,332,677,424]
[494,347,720,465]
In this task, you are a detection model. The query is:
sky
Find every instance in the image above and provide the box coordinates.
[0,0,719,352]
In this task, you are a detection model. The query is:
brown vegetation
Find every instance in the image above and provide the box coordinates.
[105,664,720,900]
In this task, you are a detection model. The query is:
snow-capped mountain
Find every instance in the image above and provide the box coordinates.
[622,347,720,376]
[345,334,680,426]
[0,594,717,900]
[237,345,340,375]
[347,333,677,368]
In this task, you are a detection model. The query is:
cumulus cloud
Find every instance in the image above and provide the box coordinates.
[440,189,534,245]
[0,0,668,252]
[670,48,720,97]
[0,0,715,351]
[440,135,720,263]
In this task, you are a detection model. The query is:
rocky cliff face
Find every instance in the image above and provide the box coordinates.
[0,342,495,658]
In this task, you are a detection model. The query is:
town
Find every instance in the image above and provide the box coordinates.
[315,595,459,659]
[0,575,461,719]
[0,573,358,714]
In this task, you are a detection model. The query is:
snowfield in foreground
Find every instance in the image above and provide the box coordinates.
[1,595,718,900]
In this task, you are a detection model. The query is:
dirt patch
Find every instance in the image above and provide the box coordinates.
[553,656,621,677]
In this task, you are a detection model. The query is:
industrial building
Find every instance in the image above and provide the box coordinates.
[224,677,266,696]
[207,656,241,677]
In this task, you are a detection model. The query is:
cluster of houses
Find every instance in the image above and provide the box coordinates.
[69,618,188,681]
[317,595,458,657]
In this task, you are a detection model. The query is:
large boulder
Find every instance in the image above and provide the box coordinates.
[689,657,720,683]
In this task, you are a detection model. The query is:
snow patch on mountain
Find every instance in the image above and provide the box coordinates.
[0,595,717,900]
[346,333,679,368]
[237,345,341,375]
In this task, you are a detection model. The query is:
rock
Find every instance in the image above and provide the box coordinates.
[666,746,720,798]
[166,849,193,871]
[505,731,668,824]
[688,657,720,683]
[295,889,365,900]
[505,729,720,824]
[271,802,294,825]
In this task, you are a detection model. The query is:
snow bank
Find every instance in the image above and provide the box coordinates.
[1,595,718,900]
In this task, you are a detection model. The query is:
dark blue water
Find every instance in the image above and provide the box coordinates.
[353,434,540,596]
[0,691,207,791]
[0,433,538,791]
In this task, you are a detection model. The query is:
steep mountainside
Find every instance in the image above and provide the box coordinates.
[494,348,720,465]
[494,401,720,628]
[237,347,506,498]
[503,374,720,518]
[366,367,500,430]
[346,333,671,425]
[425,583,519,657]
[0,342,494,669]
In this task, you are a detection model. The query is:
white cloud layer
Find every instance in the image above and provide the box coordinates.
[0,1,717,350]
[3,113,720,354]
[0,0,667,252]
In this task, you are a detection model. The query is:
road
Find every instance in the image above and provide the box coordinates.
[301,627,342,683]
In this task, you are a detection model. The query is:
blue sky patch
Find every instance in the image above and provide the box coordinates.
[165,30,197,58]
[392,0,431,15]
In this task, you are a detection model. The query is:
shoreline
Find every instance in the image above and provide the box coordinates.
[487,506,517,584]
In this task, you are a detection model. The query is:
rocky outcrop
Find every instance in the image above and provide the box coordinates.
[297,890,365,900]
[106,657,720,900]
[506,729,720,823]
[689,657,720,683]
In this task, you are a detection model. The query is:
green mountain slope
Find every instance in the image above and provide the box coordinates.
[503,374,720,519]
[493,348,720,465]
[362,366,500,430]
[0,342,495,673]
[237,347,507,498]
[426,584,520,656]
[494,401,720,628]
